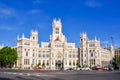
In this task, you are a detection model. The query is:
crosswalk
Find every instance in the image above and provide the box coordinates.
[1,72,55,77]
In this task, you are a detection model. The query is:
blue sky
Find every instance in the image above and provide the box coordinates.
[0,0,120,48]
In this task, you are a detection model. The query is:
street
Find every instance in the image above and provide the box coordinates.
[0,70,120,80]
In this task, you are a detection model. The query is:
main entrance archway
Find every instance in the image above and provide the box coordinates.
[55,51,63,70]
[55,60,63,70]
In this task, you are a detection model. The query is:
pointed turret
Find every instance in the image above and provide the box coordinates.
[17,35,19,40]
[94,36,97,41]
[22,33,25,38]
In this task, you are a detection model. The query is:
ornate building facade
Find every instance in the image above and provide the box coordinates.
[80,33,114,67]
[16,19,114,70]
[115,48,120,65]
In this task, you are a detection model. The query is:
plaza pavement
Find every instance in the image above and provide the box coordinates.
[0,69,120,80]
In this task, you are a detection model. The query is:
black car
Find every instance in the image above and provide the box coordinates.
[66,68,74,71]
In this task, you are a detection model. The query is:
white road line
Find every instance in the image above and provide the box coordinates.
[26,73,31,76]
[2,72,56,77]
[18,73,23,75]
[12,73,17,74]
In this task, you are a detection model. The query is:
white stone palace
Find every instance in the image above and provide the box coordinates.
[16,19,114,70]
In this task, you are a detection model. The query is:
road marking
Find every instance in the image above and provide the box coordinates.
[12,73,17,74]
[1,71,56,77]
[18,73,23,75]
[26,73,31,76]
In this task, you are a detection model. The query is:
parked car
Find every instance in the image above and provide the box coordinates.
[34,67,42,70]
[80,67,91,70]
[104,66,109,71]
[66,68,74,71]
[108,66,114,71]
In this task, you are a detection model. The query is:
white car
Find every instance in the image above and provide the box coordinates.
[84,67,91,70]
[80,67,91,70]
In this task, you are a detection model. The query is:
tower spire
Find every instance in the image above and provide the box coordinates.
[111,36,114,47]
[22,33,25,38]
[94,36,97,41]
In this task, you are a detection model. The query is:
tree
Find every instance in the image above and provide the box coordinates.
[42,62,45,69]
[112,55,120,69]
[36,62,41,68]
[76,62,81,68]
[0,46,17,68]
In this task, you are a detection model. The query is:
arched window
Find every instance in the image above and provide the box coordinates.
[47,60,49,66]
[91,53,93,57]
[73,54,75,58]
[69,61,71,66]
[73,61,75,66]
[33,37,35,40]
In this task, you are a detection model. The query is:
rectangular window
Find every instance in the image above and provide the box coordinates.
[27,59,29,65]
[81,39,83,41]
[73,54,75,58]
[85,54,86,57]
[24,59,29,65]
[32,59,34,64]
[65,54,67,58]
[56,31,59,34]
[69,54,71,58]
[39,60,41,65]
[39,54,41,57]
[26,52,28,56]
[56,28,59,30]
[43,54,45,58]
[65,60,67,65]
[69,61,71,66]
[56,28,59,34]
[52,54,54,57]
[89,50,91,52]
[24,59,26,65]
[89,44,95,47]
[33,53,34,57]
[47,54,49,58]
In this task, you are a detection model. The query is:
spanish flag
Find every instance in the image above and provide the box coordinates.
[55,36,59,41]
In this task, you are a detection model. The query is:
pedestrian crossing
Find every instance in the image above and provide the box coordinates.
[1,72,55,77]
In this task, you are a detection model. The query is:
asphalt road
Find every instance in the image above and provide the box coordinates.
[0,70,120,80]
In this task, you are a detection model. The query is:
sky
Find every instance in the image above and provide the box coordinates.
[0,0,120,48]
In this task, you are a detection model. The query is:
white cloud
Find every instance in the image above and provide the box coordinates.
[101,41,109,47]
[0,26,17,31]
[28,9,41,14]
[35,23,48,30]
[33,0,41,4]
[102,41,109,44]
[114,43,120,48]
[0,8,16,18]
[85,1,102,8]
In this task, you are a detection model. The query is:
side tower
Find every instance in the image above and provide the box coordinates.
[109,44,115,65]
[80,32,88,67]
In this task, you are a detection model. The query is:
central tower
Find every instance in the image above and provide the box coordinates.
[50,18,66,43]
[52,18,62,35]
[49,18,67,70]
